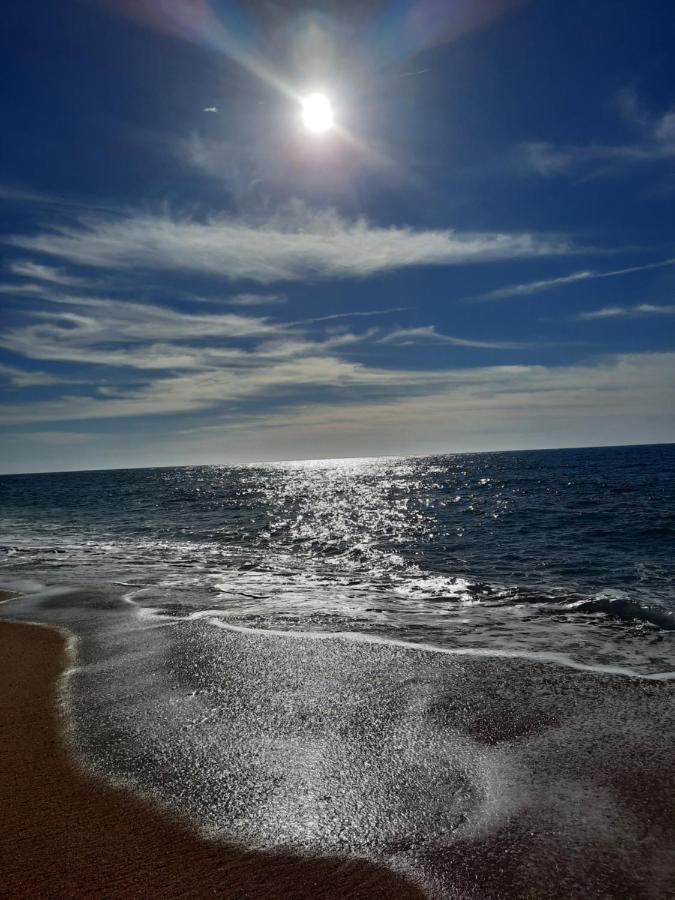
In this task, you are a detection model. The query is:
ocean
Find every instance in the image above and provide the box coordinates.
[1,443,674,896]
[2,443,674,674]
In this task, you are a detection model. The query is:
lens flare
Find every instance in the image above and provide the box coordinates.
[301,93,335,134]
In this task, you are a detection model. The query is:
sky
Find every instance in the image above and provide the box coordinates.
[1,0,674,473]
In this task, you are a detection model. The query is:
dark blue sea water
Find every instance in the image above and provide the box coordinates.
[1,443,674,676]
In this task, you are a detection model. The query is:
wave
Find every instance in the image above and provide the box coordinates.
[3,533,673,635]
[566,595,675,629]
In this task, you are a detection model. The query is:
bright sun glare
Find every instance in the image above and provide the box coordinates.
[301,93,334,134]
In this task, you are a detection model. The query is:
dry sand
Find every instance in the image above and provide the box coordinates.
[0,616,424,900]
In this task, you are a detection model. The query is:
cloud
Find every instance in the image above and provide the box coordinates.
[3,430,101,446]
[178,133,252,198]
[521,140,674,177]
[9,204,573,284]
[5,352,674,469]
[0,354,458,424]
[170,351,675,459]
[577,304,675,320]
[1,275,527,379]
[474,257,675,302]
[378,325,528,349]
[9,294,278,340]
[228,293,287,306]
[0,183,123,216]
[1,341,672,432]
[2,316,283,373]
[8,260,88,287]
[2,234,669,462]
[0,282,59,297]
[0,284,290,371]
[292,307,409,325]
[520,91,675,178]
[0,362,80,387]
[1,282,389,373]
[476,271,594,301]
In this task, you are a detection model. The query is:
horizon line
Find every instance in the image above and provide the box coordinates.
[1,438,672,477]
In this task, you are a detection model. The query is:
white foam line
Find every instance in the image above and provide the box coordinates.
[182,610,675,682]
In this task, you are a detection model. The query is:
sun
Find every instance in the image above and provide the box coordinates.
[301,93,334,134]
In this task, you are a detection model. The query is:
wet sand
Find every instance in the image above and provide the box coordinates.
[2,584,674,899]
[0,617,424,899]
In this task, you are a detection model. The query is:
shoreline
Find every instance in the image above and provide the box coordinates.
[0,613,423,899]
[2,585,674,898]
[204,615,675,681]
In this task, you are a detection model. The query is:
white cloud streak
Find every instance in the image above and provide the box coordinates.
[0,282,64,297]
[522,140,675,177]
[379,325,528,349]
[1,296,284,370]
[291,307,409,326]
[3,262,670,462]
[577,303,675,320]
[520,91,675,177]
[2,281,512,377]
[167,351,675,459]
[9,205,573,283]
[0,356,454,424]
[228,293,287,306]
[475,257,675,302]
[1,346,672,431]
[0,362,80,388]
[8,260,88,287]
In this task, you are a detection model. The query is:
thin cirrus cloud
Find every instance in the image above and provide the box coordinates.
[0,279,516,376]
[0,274,292,372]
[290,307,410,326]
[520,89,675,177]
[2,351,672,434]
[0,294,284,371]
[175,352,675,448]
[577,303,675,320]
[9,205,573,284]
[0,356,459,425]
[1,260,673,451]
[474,257,675,302]
[228,293,287,306]
[0,362,81,387]
[379,325,529,349]
[522,139,675,176]
[8,260,89,287]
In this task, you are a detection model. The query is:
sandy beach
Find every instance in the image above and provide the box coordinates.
[1,583,674,899]
[0,611,423,899]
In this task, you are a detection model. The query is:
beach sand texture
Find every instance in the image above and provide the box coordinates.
[1,585,674,899]
[0,618,423,900]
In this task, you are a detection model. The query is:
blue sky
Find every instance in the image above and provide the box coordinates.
[1,0,674,472]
